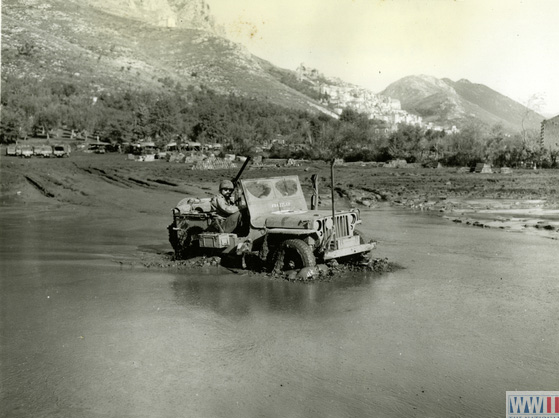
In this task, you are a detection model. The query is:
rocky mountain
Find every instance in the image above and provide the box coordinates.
[1,0,327,112]
[380,75,544,133]
[82,0,224,33]
[1,0,544,134]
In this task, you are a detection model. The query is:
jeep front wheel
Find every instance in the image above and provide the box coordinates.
[270,239,316,273]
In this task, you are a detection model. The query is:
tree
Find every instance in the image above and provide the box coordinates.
[148,97,179,140]
[132,103,151,140]
[384,124,424,161]
[0,108,26,143]
[102,118,128,143]
[34,105,61,139]
[442,122,485,166]
[339,108,369,128]
[484,124,506,164]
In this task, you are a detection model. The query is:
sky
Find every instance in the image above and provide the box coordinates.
[207,0,559,116]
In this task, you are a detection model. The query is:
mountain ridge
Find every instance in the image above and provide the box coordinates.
[82,0,224,33]
[1,0,545,134]
[2,0,329,112]
[380,74,543,133]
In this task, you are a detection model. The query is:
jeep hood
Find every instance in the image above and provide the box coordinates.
[253,210,349,229]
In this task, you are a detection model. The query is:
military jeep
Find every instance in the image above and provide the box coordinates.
[168,173,375,272]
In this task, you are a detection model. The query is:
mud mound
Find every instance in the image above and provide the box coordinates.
[133,249,395,282]
[276,257,396,282]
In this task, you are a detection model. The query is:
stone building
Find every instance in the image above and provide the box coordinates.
[540,115,559,149]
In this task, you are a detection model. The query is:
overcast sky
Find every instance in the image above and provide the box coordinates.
[207,0,559,116]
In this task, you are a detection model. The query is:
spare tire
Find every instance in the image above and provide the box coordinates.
[270,239,316,273]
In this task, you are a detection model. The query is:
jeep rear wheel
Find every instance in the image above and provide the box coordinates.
[271,239,316,273]
[169,224,203,259]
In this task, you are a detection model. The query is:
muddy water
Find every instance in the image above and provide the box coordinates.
[1,206,558,418]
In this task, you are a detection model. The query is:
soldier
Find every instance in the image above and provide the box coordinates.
[211,179,243,234]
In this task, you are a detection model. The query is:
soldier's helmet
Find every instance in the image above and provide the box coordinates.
[219,179,234,191]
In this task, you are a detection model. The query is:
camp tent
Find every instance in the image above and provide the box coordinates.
[474,163,492,173]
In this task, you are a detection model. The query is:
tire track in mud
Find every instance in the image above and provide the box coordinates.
[24,175,55,198]
[73,162,192,200]
[24,173,91,201]
[82,166,134,188]
[147,178,179,187]
[127,177,151,187]
[79,165,178,190]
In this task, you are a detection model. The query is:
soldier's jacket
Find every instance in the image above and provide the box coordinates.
[211,193,239,217]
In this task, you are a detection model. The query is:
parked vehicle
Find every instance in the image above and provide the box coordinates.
[6,144,17,156]
[53,144,70,157]
[168,158,375,272]
[20,145,33,158]
[86,143,107,153]
[34,145,53,158]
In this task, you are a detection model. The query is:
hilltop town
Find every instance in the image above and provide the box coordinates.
[296,64,459,134]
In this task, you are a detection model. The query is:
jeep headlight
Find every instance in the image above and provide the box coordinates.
[313,220,321,231]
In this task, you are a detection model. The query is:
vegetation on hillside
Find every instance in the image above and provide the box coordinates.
[1,76,557,168]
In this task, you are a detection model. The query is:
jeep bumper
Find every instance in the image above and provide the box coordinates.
[323,242,376,260]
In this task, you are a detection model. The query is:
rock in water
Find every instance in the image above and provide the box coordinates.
[297,266,318,280]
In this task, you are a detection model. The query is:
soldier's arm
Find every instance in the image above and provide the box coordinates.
[214,195,239,215]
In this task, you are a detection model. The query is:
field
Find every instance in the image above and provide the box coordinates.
[2,150,558,202]
[2,149,559,238]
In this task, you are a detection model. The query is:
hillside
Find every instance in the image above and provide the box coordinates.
[1,0,546,136]
[381,75,544,133]
[1,0,325,113]
[81,0,224,33]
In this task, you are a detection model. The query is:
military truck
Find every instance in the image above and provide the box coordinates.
[20,145,33,158]
[168,159,375,272]
[53,144,70,158]
[34,145,53,158]
[6,144,17,156]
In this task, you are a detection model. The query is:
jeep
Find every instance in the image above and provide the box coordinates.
[168,161,375,272]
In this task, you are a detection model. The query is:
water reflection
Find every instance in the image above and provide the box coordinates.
[171,269,381,317]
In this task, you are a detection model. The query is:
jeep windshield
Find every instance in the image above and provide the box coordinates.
[240,176,308,222]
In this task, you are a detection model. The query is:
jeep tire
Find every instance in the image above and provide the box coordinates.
[270,239,316,273]
[169,223,203,259]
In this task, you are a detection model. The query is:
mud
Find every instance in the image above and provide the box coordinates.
[136,250,395,282]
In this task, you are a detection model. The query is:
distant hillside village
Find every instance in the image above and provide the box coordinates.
[296,64,459,135]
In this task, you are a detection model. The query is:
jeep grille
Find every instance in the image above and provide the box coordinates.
[335,214,351,238]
